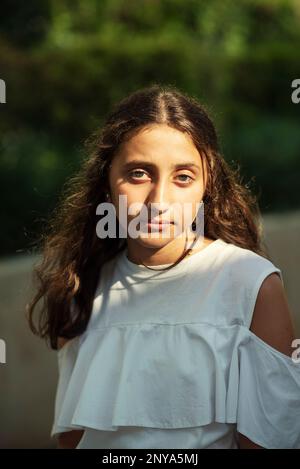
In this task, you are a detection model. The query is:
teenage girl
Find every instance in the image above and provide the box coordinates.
[27,84,300,449]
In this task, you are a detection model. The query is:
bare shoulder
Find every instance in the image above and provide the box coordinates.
[237,273,297,449]
[249,272,297,356]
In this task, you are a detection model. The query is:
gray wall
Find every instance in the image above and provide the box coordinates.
[0,255,57,448]
[0,211,299,448]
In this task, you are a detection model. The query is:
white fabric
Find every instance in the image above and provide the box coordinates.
[50,238,300,448]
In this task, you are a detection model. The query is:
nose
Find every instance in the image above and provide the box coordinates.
[145,180,170,218]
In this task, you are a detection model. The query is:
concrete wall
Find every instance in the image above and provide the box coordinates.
[0,211,299,448]
[0,255,58,448]
[263,211,300,334]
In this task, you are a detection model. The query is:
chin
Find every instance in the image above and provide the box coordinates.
[136,229,185,250]
[135,234,175,250]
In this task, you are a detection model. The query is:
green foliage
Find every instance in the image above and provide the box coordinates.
[0,131,81,256]
[0,0,299,254]
[0,0,51,48]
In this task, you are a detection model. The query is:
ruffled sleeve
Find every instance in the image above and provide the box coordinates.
[235,330,300,448]
[50,322,300,447]
[232,254,300,447]
[50,335,81,438]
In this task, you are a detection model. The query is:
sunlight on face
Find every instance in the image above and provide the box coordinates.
[108,123,206,255]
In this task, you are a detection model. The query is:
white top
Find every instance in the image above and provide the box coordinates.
[50,238,300,449]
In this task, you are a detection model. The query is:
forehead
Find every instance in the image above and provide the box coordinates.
[116,124,201,163]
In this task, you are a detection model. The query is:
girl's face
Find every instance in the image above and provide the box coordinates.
[108,124,207,260]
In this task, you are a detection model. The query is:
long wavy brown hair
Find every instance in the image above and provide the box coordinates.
[26,83,270,350]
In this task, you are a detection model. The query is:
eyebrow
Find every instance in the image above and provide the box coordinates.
[122,159,201,171]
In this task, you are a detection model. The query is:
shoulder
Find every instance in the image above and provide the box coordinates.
[234,270,299,449]
[218,242,285,327]
[249,271,296,356]
[213,240,280,283]
[222,242,280,279]
[225,242,296,356]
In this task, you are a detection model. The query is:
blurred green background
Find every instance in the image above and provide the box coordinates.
[0,0,300,449]
[1,0,300,257]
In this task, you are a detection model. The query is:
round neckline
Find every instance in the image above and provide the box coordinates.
[117,238,225,277]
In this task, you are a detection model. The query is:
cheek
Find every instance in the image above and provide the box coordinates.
[111,183,147,221]
[179,186,203,202]
[190,178,204,197]
[174,186,204,226]
[117,183,147,204]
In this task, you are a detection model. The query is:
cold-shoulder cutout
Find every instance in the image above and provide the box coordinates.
[249,271,296,358]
